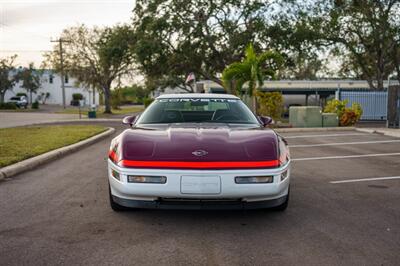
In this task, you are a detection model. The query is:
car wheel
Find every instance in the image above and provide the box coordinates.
[109,185,129,212]
[271,188,290,211]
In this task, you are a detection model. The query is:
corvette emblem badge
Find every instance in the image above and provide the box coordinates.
[192,150,208,157]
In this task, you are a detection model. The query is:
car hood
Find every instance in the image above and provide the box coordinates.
[119,123,279,162]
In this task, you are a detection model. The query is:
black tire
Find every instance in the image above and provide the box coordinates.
[271,188,290,211]
[109,185,129,212]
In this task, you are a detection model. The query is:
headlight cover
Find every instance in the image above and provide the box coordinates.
[127,175,167,184]
[235,176,273,184]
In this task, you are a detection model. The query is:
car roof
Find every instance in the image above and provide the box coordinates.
[156,93,239,99]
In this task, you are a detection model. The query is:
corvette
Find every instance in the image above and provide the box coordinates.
[108,93,291,211]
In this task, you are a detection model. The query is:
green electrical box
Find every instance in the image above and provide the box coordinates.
[289,106,322,127]
[322,113,338,127]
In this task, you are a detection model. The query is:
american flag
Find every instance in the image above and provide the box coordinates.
[185,72,195,84]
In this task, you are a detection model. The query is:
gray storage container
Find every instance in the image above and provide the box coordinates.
[322,113,338,127]
[289,106,322,127]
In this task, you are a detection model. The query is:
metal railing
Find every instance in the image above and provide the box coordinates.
[340,90,388,120]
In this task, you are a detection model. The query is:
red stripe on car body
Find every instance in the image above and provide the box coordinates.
[118,160,280,169]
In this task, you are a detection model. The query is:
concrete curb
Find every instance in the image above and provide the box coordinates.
[1,118,122,129]
[0,127,116,181]
[355,128,400,138]
[275,127,355,133]
[355,128,377,134]
[25,118,122,126]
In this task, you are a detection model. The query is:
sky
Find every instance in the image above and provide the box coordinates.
[0,0,134,67]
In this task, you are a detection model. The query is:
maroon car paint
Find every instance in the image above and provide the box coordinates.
[118,123,280,164]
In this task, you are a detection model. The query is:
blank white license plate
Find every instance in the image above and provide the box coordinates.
[180,175,221,194]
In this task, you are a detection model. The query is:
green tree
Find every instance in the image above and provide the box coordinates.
[392,27,400,84]
[222,44,283,112]
[44,25,135,113]
[0,55,18,103]
[279,51,329,80]
[17,63,42,104]
[118,85,149,104]
[132,0,273,91]
[300,0,400,89]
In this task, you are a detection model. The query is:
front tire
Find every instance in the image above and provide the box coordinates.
[109,185,129,212]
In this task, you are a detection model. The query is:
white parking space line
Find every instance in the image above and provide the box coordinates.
[283,133,368,139]
[330,176,400,184]
[292,152,400,161]
[289,140,400,148]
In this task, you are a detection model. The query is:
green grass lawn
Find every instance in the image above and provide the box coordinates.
[0,125,107,168]
[57,106,144,117]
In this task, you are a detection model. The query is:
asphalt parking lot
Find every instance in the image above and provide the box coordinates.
[0,124,399,265]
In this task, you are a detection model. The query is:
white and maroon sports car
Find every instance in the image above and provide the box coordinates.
[108,94,291,211]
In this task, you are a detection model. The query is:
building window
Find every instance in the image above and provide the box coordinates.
[49,74,53,84]
[65,74,69,84]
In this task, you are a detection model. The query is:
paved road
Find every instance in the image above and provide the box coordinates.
[0,112,82,128]
[0,125,399,265]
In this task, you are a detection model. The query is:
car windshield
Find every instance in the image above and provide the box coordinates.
[10,97,20,100]
[137,98,260,125]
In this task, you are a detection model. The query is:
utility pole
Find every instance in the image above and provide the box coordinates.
[51,38,70,108]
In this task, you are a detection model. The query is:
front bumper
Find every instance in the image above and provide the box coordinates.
[108,159,291,208]
[111,194,288,210]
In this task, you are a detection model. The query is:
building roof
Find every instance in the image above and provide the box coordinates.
[156,93,239,99]
[198,79,399,91]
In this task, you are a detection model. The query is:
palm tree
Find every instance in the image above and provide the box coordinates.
[222,44,283,112]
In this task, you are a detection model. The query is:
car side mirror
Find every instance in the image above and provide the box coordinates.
[122,115,137,126]
[258,116,273,127]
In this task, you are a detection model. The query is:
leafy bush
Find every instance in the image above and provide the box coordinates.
[111,89,122,109]
[324,99,346,118]
[340,110,357,126]
[352,102,363,119]
[16,93,28,97]
[109,86,149,107]
[324,99,363,126]
[31,101,39,109]
[110,85,149,105]
[256,91,284,120]
[143,97,154,107]
[72,93,83,100]
[0,102,17,109]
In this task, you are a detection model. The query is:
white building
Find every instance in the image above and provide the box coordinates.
[151,86,190,98]
[5,70,100,106]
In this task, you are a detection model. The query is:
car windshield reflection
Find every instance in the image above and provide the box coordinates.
[137,98,260,125]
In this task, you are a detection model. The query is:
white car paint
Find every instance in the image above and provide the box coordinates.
[108,159,290,203]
